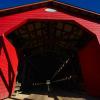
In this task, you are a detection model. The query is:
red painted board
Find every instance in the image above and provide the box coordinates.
[78,38,100,96]
[0,36,18,99]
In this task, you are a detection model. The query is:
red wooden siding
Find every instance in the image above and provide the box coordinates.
[78,37,100,96]
[0,36,18,99]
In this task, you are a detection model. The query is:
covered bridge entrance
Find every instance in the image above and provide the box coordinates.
[7,20,93,93]
[0,3,100,98]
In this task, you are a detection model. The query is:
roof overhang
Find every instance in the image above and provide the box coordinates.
[0,0,100,23]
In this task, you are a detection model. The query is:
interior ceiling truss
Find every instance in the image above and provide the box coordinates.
[7,20,93,57]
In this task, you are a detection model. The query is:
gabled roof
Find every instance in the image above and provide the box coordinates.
[0,1,100,45]
[0,0,100,14]
[0,0,100,23]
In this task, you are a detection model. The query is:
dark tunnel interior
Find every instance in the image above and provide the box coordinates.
[7,20,93,93]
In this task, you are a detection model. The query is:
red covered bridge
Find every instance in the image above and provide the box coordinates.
[0,0,100,99]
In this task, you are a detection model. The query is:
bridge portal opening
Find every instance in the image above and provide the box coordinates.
[7,20,93,93]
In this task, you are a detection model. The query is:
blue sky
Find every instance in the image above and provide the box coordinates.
[0,0,100,14]
[58,0,100,14]
[0,0,42,9]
